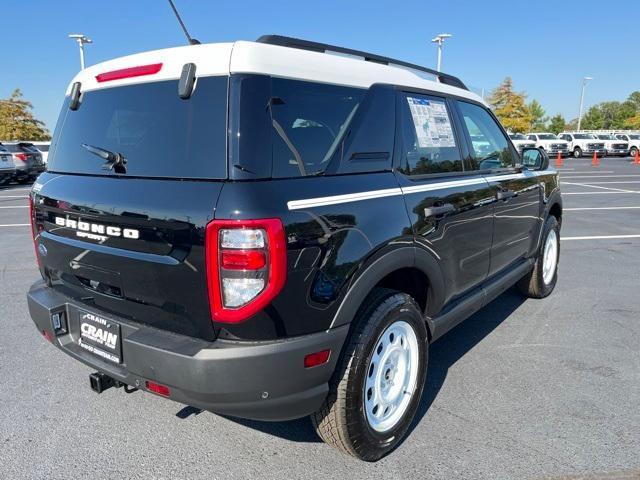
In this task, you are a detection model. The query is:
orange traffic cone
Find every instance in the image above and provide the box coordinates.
[634,150,640,165]
[555,152,563,167]
[592,151,599,167]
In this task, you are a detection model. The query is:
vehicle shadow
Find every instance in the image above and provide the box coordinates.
[196,287,527,444]
[408,287,526,434]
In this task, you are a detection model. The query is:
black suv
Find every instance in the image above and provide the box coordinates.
[27,36,562,461]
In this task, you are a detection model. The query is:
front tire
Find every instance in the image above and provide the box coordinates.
[573,147,582,158]
[518,215,560,298]
[630,147,638,158]
[311,288,428,461]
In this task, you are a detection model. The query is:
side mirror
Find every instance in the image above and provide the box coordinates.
[521,147,549,170]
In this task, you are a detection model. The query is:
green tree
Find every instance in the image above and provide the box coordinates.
[627,91,640,110]
[528,99,547,130]
[580,106,604,130]
[0,89,50,141]
[548,114,566,134]
[488,77,533,133]
[624,114,640,129]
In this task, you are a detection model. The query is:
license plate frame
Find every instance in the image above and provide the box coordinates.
[77,309,122,364]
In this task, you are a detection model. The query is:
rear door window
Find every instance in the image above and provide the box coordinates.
[398,93,462,175]
[49,76,228,179]
[456,101,514,170]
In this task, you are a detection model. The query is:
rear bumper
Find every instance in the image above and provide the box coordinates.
[27,280,348,421]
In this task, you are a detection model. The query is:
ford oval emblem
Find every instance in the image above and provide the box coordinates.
[38,243,48,257]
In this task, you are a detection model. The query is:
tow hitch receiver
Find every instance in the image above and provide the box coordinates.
[89,372,138,394]
[89,372,117,393]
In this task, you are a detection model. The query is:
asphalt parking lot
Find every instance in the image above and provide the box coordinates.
[1,158,639,480]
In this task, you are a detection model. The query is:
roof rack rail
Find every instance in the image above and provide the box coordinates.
[256,35,469,91]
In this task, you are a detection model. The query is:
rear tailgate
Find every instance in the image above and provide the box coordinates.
[33,50,231,341]
[32,174,222,340]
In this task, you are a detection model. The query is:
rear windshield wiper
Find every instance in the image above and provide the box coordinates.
[81,143,127,173]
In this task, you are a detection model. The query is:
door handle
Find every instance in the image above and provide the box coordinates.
[424,203,455,217]
[496,189,516,201]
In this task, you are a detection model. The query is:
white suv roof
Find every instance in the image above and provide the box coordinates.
[67,37,483,105]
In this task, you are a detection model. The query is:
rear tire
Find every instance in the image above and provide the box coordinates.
[518,215,560,298]
[573,147,582,158]
[311,288,428,461]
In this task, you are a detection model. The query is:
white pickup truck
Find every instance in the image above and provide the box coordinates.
[557,132,607,158]
[508,133,537,155]
[614,133,640,158]
[526,133,569,157]
[593,134,629,157]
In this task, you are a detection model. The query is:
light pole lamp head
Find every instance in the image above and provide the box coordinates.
[431,33,452,44]
[68,34,92,45]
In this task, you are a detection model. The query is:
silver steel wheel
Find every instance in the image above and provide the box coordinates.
[364,320,420,433]
[542,229,558,285]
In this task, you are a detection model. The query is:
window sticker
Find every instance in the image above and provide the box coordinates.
[406,97,456,148]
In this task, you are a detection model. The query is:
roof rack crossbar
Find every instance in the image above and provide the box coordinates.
[256,35,468,91]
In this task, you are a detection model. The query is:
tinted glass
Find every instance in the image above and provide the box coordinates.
[35,145,50,152]
[3,144,20,152]
[398,93,461,175]
[457,101,514,170]
[538,134,557,140]
[630,135,640,140]
[271,79,365,178]
[49,76,228,178]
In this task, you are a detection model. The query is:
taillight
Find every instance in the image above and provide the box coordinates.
[205,219,287,323]
[13,152,27,162]
[95,63,163,83]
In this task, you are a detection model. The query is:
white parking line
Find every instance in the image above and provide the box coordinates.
[564,181,640,184]
[561,174,640,178]
[0,195,27,199]
[562,234,640,241]
[0,223,29,227]
[0,206,28,209]
[564,191,636,195]
[562,182,637,193]
[561,170,614,174]
[564,206,640,211]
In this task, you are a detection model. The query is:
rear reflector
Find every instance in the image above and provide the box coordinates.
[96,63,163,83]
[304,349,331,368]
[221,250,266,270]
[145,381,170,397]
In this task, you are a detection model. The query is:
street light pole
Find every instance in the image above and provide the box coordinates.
[577,76,593,131]
[431,33,452,71]
[68,34,93,70]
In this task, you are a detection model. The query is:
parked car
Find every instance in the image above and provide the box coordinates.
[614,132,640,158]
[557,132,607,158]
[0,144,16,185]
[594,134,628,157]
[526,133,569,157]
[26,35,562,461]
[2,142,45,183]
[508,133,536,154]
[30,141,51,163]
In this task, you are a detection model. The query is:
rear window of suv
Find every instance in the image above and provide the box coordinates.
[49,76,228,179]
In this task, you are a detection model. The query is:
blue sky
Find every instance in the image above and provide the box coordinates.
[3,0,639,132]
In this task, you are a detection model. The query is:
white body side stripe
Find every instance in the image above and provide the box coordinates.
[287,171,550,211]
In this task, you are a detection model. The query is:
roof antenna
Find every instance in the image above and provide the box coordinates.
[167,0,200,45]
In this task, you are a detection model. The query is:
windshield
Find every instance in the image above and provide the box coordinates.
[574,134,595,139]
[509,133,526,140]
[49,77,228,178]
[34,144,50,152]
[538,134,557,140]
[597,134,616,140]
[630,135,640,140]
